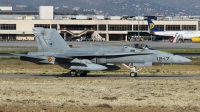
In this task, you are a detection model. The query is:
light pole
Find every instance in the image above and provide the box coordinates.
[137,0,140,39]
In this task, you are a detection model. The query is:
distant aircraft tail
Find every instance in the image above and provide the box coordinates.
[147,18,161,32]
[33,27,70,52]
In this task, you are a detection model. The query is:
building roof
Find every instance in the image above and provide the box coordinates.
[0,10,96,15]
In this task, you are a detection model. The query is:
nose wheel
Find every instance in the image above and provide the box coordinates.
[122,63,142,77]
[130,72,137,77]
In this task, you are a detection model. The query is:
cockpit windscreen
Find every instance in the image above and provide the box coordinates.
[125,43,156,50]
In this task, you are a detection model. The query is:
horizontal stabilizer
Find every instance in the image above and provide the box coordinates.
[10,53,55,64]
[10,53,40,59]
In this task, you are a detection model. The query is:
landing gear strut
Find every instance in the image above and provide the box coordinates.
[130,66,138,77]
[69,70,88,77]
[122,63,142,77]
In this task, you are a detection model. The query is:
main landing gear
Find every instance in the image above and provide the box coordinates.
[70,70,88,77]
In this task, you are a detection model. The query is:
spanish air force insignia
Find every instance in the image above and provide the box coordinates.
[47,57,52,62]
[150,23,154,29]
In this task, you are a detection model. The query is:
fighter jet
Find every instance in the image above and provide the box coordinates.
[11,28,191,77]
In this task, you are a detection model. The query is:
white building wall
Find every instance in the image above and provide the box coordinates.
[0,19,198,41]
[39,6,54,20]
[0,19,198,32]
[0,6,12,11]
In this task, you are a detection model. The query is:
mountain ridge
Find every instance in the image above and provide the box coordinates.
[0,0,199,16]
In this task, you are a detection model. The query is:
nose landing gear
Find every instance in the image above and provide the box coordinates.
[122,63,142,77]
[130,72,137,77]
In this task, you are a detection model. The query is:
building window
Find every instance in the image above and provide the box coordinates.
[60,25,84,30]
[99,25,106,31]
[199,21,200,31]
[60,25,96,31]
[108,25,132,31]
[133,25,138,31]
[127,25,132,31]
[139,25,148,31]
[166,25,181,31]
[51,24,57,30]
[34,24,50,28]
[85,25,97,30]
[0,24,16,30]
[182,25,196,31]
[156,25,164,31]
[133,25,148,31]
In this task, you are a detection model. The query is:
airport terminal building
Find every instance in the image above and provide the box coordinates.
[0,6,200,41]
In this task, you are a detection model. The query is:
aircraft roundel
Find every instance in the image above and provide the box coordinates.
[47,57,52,62]
[149,23,154,29]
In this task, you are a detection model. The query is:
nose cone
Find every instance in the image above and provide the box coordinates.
[172,55,191,63]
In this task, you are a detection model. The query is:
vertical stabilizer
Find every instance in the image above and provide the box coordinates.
[147,18,161,32]
[35,35,43,52]
[33,27,70,52]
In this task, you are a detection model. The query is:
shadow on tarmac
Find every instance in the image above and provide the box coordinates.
[33,73,108,78]
[32,73,197,78]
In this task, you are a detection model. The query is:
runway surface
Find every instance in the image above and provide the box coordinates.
[0,74,200,79]
[0,41,200,49]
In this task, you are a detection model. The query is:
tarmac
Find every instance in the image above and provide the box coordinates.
[0,74,200,79]
[0,41,200,49]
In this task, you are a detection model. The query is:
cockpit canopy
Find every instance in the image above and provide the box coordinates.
[125,43,156,50]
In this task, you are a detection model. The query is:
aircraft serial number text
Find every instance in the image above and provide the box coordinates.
[157,57,170,61]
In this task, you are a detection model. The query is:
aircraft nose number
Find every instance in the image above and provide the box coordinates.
[157,57,169,61]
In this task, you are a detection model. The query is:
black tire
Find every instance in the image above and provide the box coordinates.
[134,73,138,77]
[70,70,78,77]
[80,72,87,77]
[178,39,184,43]
[130,72,137,77]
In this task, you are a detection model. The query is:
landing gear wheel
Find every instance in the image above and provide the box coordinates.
[80,72,88,77]
[178,39,184,43]
[70,70,78,77]
[130,72,137,77]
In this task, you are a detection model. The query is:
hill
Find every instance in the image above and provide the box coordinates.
[0,0,199,16]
